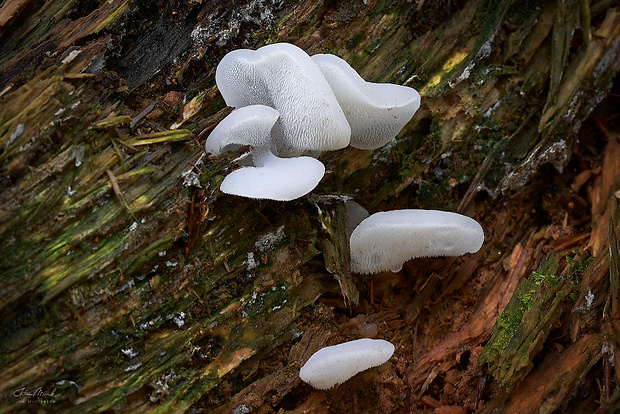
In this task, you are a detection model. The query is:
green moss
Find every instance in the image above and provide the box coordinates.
[416,180,454,210]
[493,309,522,355]
[566,253,594,284]
[479,253,592,387]
[490,284,535,356]
[566,253,595,299]
[348,38,382,70]
[346,32,367,50]
[369,0,397,19]
[482,255,562,358]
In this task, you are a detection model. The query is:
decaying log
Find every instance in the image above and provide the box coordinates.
[1,0,620,412]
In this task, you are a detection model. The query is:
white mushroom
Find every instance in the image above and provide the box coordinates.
[206,103,325,201]
[299,338,394,390]
[219,148,325,201]
[312,54,421,150]
[216,43,351,156]
[205,105,279,155]
[349,210,484,274]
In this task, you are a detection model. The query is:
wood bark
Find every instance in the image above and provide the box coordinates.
[1,0,619,412]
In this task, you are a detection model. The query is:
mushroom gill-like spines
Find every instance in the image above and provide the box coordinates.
[299,338,395,390]
[219,149,325,201]
[215,43,351,156]
[312,53,421,150]
[205,105,280,155]
[349,210,485,274]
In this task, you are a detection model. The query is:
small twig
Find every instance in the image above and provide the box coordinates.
[460,109,535,212]
[130,100,159,129]
[63,301,89,329]
[106,169,135,218]
[110,137,125,170]
[185,190,206,260]
[474,373,488,410]
[126,129,193,146]
[197,106,234,141]
[604,348,612,402]
[458,152,493,213]
[254,208,272,226]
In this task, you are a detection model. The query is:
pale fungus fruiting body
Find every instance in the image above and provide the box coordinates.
[349,210,485,274]
[312,54,421,150]
[205,105,279,155]
[299,338,395,390]
[219,149,325,201]
[205,44,489,397]
[215,43,351,156]
[209,42,422,201]
[205,103,326,201]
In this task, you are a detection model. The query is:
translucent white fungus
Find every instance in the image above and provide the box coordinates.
[299,338,394,390]
[312,54,421,150]
[344,200,369,238]
[205,105,279,155]
[220,149,325,201]
[216,43,351,156]
[205,104,326,201]
[349,210,484,274]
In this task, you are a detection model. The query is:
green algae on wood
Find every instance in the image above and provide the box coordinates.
[479,253,595,388]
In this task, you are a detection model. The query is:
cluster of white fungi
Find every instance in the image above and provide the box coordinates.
[206,43,484,390]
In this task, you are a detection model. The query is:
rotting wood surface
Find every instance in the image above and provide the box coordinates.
[1,0,619,412]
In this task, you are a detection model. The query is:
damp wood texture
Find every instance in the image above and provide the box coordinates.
[1,0,620,412]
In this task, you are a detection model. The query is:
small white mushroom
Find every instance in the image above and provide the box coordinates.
[216,43,351,156]
[299,338,394,390]
[312,54,421,150]
[206,104,325,201]
[349,210,484,274]
[205,105,279,155]
[219,148,325,201]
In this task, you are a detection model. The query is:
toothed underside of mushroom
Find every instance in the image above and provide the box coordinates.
[312,53,421,150]
[215,43,351,156]
[205,105,280,155]
[350,210,484,274]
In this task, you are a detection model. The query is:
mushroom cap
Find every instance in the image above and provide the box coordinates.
[312,54,421,150]
[349,209,484,274]
[215,43,351,156]
[205,105,279,155]
[299,338,394,390]
[219,149,325,201]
